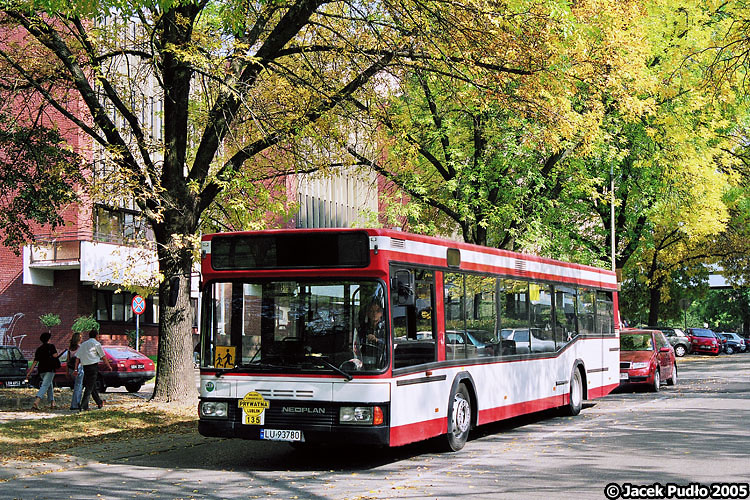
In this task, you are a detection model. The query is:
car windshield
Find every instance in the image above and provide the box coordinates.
[621,334,654,351]
[446,331,484,347]
[0,348,22,361]
[200,280,388,374]
[690,328,714,337]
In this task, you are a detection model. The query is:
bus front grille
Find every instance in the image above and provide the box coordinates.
[231,401,338,427]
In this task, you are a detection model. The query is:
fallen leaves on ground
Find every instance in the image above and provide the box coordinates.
[0,388,196,462]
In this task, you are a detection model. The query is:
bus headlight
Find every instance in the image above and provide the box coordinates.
[339,406,383,425]
[200,401,228,418]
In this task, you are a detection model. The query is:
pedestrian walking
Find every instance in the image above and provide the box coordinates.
[67,331,84,410]
[77,330,111,411]
[26,332,60,410]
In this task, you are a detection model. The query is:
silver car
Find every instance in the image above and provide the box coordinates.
[647,326,691,357]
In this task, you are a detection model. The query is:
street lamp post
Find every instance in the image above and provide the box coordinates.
[611,164,616,273]
[680,298,691,330]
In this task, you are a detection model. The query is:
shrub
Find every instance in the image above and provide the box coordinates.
[71,315,100,333]
[39,313,61,332]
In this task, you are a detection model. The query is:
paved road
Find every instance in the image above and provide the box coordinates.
[2,354,749,500]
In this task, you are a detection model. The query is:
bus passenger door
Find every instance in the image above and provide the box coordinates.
[390,268,437,369]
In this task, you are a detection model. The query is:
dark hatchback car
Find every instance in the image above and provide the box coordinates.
[31,345,155,393]
[716,332,743,354]
[0,346,28,388]
[620,328,677,392]
[686,328,721,355]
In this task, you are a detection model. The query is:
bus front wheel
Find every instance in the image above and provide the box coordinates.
[563,368,583,416]
[445,383,472,451]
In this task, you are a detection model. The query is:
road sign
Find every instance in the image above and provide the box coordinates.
[132,295,146,315]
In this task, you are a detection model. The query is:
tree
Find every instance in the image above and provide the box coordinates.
[0,0,537,402]
[0,113,83,250]
[346,0,663,253]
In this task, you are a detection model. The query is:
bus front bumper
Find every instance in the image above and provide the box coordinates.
[198,419,390,446]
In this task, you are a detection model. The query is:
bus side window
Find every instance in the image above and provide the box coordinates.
[444,273,465,360]
[392,268,437,368]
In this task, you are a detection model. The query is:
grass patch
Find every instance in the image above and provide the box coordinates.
[0,389,197,462]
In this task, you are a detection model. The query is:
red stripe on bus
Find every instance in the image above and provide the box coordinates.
[390,417,447,447]
[476,394,564,425]
[586,383,619,400]
[389,385,618,447]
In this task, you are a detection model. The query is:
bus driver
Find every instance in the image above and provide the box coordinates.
[350,298,386,368]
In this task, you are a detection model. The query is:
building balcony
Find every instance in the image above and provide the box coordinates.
[23,232,158,287]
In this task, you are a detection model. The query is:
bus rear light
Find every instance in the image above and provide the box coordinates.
[340,406,383,425]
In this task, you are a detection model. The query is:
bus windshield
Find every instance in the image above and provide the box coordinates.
[200,280,388,375]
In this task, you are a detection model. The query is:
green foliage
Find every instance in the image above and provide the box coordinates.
[38,314,61,331]
[124,329,137,349]
[71,315,100,334]
[697,288,750,333]
[0,114,83,251]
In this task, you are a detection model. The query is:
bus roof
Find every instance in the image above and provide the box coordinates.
[201,228,618,290]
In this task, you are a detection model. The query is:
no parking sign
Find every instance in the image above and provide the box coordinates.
[132,295,146,315]
[132,295,145,351]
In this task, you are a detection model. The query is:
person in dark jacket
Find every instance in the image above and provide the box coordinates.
[26,332,59,410]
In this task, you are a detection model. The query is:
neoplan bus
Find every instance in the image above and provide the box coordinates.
[197,228,619,451]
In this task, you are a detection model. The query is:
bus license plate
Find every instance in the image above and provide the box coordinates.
[260,429,304,442]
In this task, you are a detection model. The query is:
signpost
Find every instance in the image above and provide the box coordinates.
[680,298,692,331]
[132,295,146,351]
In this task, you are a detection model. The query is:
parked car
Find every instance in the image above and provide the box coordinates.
[715,333,728,353]
[716,332,745,354]
[0,346,28,388]
[739,332,750,350]
[619,328,677,392]
[446,330,495,357]
[686,328,721,355]
[646,326,691,357]
[500,328,556,354]
[30,345,155,393]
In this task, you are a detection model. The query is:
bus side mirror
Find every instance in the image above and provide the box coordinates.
[392,270,415,306]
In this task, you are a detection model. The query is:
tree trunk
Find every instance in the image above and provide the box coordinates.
[740,289,750,337]
[151,242,197,404]
[647,284,661,326]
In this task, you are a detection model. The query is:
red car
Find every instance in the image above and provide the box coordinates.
[31,345,155,393]
[620,328,677,392]
[686,328,721,355]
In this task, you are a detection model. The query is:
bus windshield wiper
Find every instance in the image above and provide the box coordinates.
[306,354,352,381]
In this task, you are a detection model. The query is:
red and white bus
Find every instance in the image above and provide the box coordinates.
[197,228,619,450]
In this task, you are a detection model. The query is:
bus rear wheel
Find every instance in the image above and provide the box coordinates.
[445,383,472,452]
[562,368,583,416]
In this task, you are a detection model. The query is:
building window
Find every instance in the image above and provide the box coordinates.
[94,205,152,245]
[95,290,157,325]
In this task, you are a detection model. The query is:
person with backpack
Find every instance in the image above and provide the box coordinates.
[26,332,60,410]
